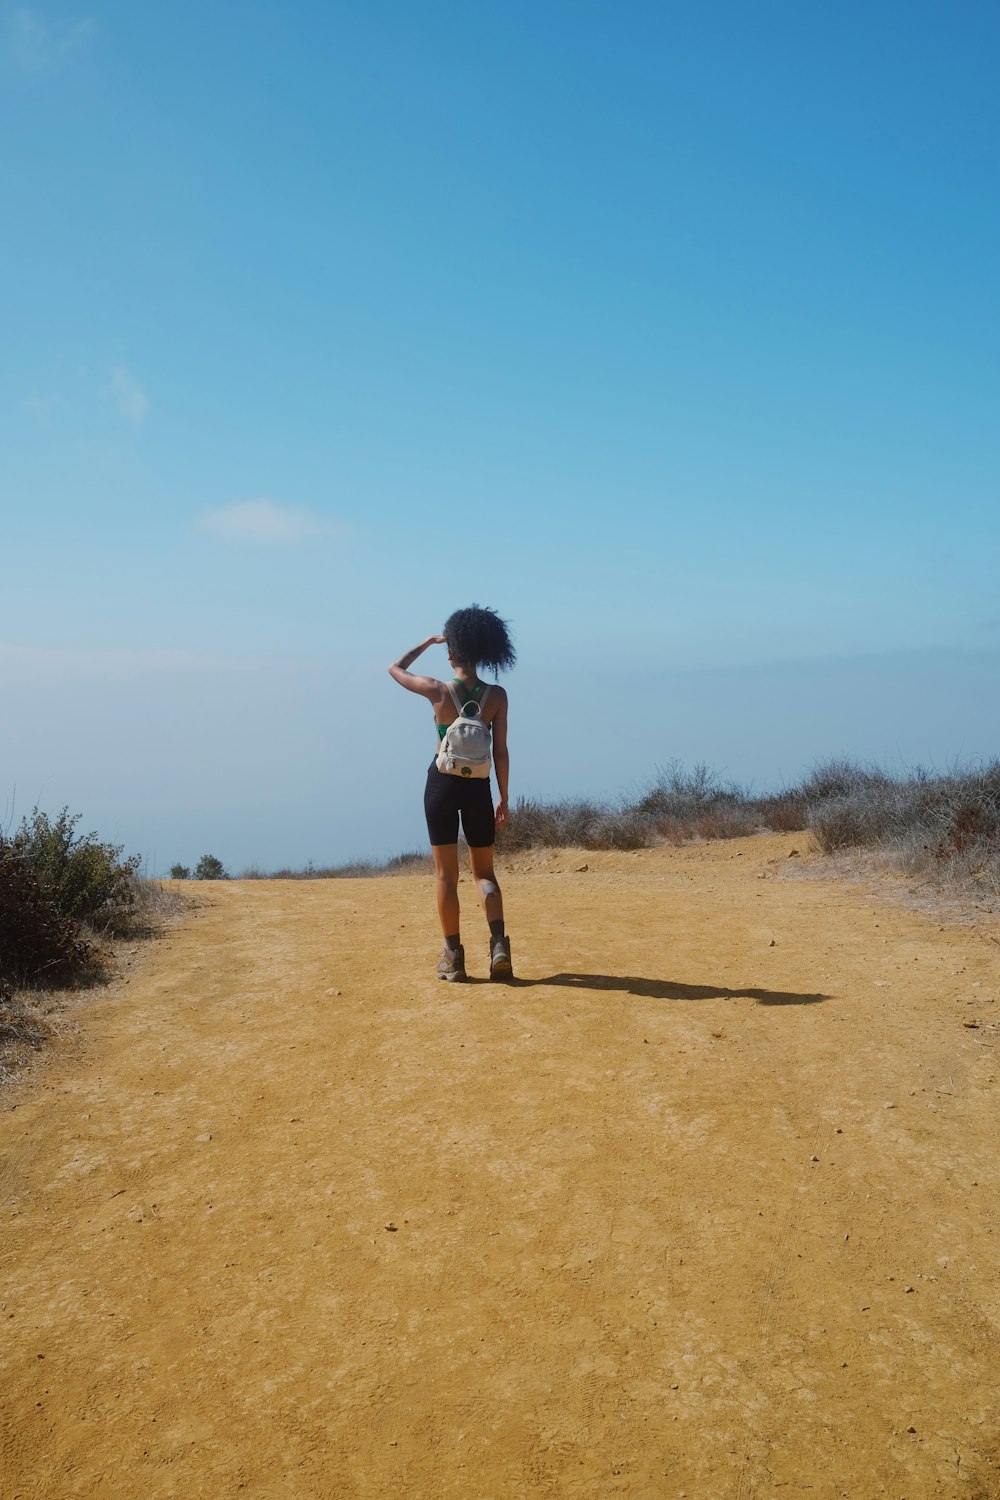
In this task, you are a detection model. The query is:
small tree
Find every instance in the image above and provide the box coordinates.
[194,854,228,880]
[169,864,191,880]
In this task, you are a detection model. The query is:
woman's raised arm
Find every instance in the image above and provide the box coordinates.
[388,635,447,698]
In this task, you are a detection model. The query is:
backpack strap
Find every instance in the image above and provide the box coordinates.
[449,680,489,717]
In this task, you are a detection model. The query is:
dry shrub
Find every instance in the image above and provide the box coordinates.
[495,756,1000,898]
[755,792,809,833]
[806,759,1000,895]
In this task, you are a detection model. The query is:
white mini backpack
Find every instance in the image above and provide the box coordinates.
[436,683,493,778]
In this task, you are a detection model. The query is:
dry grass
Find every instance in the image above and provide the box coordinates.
[0,983,66,1084]
[237,851,434,879]
[499,762,804,853]
[499,758,1000,899]
[806,761,1000,897]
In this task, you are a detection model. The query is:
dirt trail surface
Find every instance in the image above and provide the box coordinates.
[3,834,1000,1499]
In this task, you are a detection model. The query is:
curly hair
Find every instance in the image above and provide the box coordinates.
[443,604,516,674]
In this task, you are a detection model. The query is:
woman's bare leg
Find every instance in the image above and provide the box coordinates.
[468,844,504,927]
[469,845,512,978]
[432,844,461,938]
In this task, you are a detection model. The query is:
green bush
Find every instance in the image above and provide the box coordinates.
[169,864,191,880]
[0,840,103,987]
[9,807,139,924]
[195,854,228,880]
[0,807,145,990]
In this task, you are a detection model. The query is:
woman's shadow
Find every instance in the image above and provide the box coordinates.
[496,973,828,1006]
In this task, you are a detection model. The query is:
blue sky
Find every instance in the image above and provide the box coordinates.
[2,1,998,872]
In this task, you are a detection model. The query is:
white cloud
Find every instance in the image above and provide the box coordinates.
[197,499,332,544]
[8,8,94,73]
[108,365,149,423]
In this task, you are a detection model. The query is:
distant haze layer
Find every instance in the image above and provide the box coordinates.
[3,642,997,875]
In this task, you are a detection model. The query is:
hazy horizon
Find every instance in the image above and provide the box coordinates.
[5,638,999,875]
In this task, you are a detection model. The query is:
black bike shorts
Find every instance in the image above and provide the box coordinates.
[424,761,496,848]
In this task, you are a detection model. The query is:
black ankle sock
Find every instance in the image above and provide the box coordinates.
[445,933,462,952]
[489,919,505,941]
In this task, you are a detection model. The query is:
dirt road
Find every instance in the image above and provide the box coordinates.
[2,834,999,1498]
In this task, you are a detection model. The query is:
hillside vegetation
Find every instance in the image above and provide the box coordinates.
[7,758,998,1018]
[499,758,1000,897]
[226,759,1000,897]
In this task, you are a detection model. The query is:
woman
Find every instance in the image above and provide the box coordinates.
[389,605,515,983]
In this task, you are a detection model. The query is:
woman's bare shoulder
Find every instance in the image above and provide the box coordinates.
[389,667,449,704]
[484,683,508,723]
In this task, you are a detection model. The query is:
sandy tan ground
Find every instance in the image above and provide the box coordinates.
[2,833,1000,1499]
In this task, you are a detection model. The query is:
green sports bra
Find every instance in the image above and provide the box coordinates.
[436,679,484,738]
